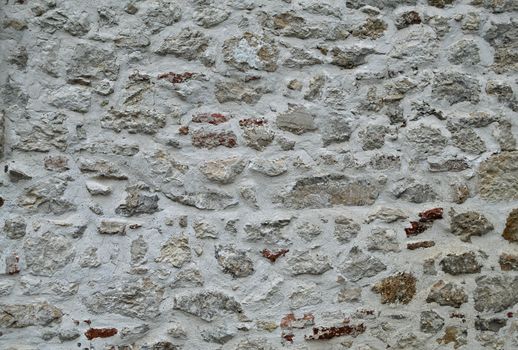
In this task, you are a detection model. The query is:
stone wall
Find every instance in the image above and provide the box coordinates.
[0,0,517,349]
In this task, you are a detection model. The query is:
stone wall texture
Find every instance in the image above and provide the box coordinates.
[1,0,517,349]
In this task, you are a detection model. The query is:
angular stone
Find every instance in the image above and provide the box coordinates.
[340,247,386,282]
[244,218,291,243]
[215,244,254,278]
[174,290,243,321]
[337,287,362,303]
[432,71,480,105]
[395,11,422,29]
[66,43,119,83]
[156,28,209,60]
[131,236,148,266]
[215,78,271,105]
[0,302,62,328]
[115,191,159,217]
[201,325,234,344]
[240,185,259,209]
[223,32,278,72]
[280,174,383,209]
[101,109,166,134]
[289,282,322,309]
[437,326,467,349]
[334,216,360,243]
[346,0,417,9]
[479,152,518,201]
[49,86,91,113]
[193,220,219,239]
[428,159,469,172]
[233,338,275,350]
[320,115,354,146]
[15,112,68,152]
[296,222,322,242]
[503,208,518,242]
[86,181,112,196]
[249,157,287,176]
[239,118,274,150]
[448,122,486,154]
[283,47,322,68]
[440,252,482,275]
[372,272,417,304]
[23,232,75,276]
[366,207,408,223]
[98,220,126,235]
[171,268,204,289]
[367,228,400,252]
[79,247,101,268]
[420,310,444,334]
[426,280,468,308]
[450,211,494,242]
[475,318,507,332]
[428,0,454,8]
[287,250,332,276]
[191,130,237,149]
[448,39,480,65]
[3,216,26,239]
[392,180,438,203]
[405,125,448,159]
[199,156,246,184]
[142,0,181,33]
[352,18,387,39]
[359,125,390,150]
[79,159,128,180]
[474,275,518,312]
[84,278,164,320]
[156,235,191,268]
[389,26,439,69]
[499,252,518,271]
[166,190,238,210]
[331,46,375,69]
[276,106,316,134]
[193,6,229,28]
[472,0,518,12]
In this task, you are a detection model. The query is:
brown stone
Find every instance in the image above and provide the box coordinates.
[503,209,518,242]
[372,272,417,304]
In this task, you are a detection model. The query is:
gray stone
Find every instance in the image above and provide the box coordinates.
[432,71,480,105]
[289,282,322,309]
[474,275,518,312]
[174,290,243,321]
[156,235,192,268]
[280,174,383,209]
[3,216,26,239]
[331,46,375,69]
[283,47,322,68]
[296,222,322,242]
[215,78,271,105]
[79,158,128,180]
[392,180,438,203]
[426,280,468,308]
[405,125,448,159]
[156,28,209,60]
[101,109,166,134]
[367,228,400,252]
[131,235,148,266]
[243,218,291,243]
[420,310,444,334]
[142,0,181,33]
[49,85,91,113]
[85,278,164,320]
[448,122,486,154]
[428,159,469,172]
[0,302,63,328]
[340,247,386,282]
[233,338,275,350]
[287,250,332,276]
[98,220,126,235]
[201,325,235,344]
[448,39,480,65]
[15,112,68,152]
[23,232,75,276]
[78,247,101,268]
[320,115,354,146]
[440,252,482,275]
[479,152,518,201]
[215,244,254,278]
[366,207,408,223]
[171,268,204,288]
[334,216,360,243]
[494,120,517,150]
[337,287,362,303]
[276,106,316,134]
[389,27,439,69]
[193,220,219,239]
[240,185,259,209]
[249,157,287,176]
[166,190,238,210]
[85,181,112,196]
[66,43,119,83]
[223,32,278,72]
[115,190,159,216]
[450,211,494,242]
[193,6,229,28]
[240,120,275,150]
[475,318,507,332]
[359,125,390,151]
[199,156,246,184]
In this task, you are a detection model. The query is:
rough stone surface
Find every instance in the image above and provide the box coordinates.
[1,1,517,348]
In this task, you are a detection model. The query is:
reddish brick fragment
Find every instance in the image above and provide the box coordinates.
[282,332,294,343]
[405,221,430,237]
[158,72,194,84]
[84,328,118,340]
[239,118,267,127]
[305,324,366,340]
[507,312,513,318]
[262,248,289,263]
[191,130,237,149]
[407,241,435,250]
[192,113,229,125]
[281,313,314,329]
[418,208,443,222]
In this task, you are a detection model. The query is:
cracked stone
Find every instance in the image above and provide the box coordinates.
[156,235,192,268]
[174,290,243,322]
[450,211,494,242]
[426,280,468,308]
[440,252,482,275]
[215,244,254,278]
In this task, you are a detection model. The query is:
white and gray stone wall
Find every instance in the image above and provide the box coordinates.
[0,0,517,349]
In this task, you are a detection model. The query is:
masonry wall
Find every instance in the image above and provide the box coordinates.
[1,0,518,349]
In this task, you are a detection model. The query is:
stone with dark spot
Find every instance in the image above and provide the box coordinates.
[215,244,254,278]
[420,310,444,334]
[440,252,482,275]
[499,253,518,271]
[276,106,316,134]
[223,32,279,72]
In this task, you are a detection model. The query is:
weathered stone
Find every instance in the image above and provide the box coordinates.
[493,120,517,150]
[156,235,192,268]
[49,86,91,113]
[199,156,246,184]
[201,325,234,344]
[295,222,322,242]
[66,43,119,83]
[448,122,486,154]
[395,11,421,29]
[479,152,518,201]
[0,302,62,328]
[283,47,322,68]
[79,247,101,268]
[249,157,287,176]
[86,181,112,196]
[367,228,400,252]
[331,46,375,69]
[233,338,275,350]
[405,125,448,159]
[98,220,126,235]
[193,220,219,239]
[450,211,494,242]
[334,216,360,243]
[474,275,518,312]
[131,235,148,266]
[79,158,128,180]
[101,109,166,134]
[372,272,417,304]
[240,185,259,209]
[193,6,229,28]
[191,130,238,149]
[23,232,75,276]
[437,326,467,349]
[392,180,438,203]
[359,125,390,150]
[472,0,518,12]
[171,268,204,288]
[15,112,68,152]
[448,39,480,65]
[432,71,480,105]
[287,250,332,276]
[499,252,518,271]
[276,106,316,134]
[239,118,275,151]
[366,207,408,223]
[389,26,439,69]
[426,280,468,308]
[503,208,518,242]
[428,158,469,172]
[289,282,322,309]
[280,174,383,209]
[475,318,507,332]
[156,28,209,60]
[84,278,164,320]
[223,32,278,72]
[440,252,482,275]
[340,246,386,282]
[244,217,289,243]
[174,290,243,321]
[337,287,362,303]
[215,78,271,105]
[420,310,444,334]
[166,190,238,210]
[3,216,26,239]
[116,190,159,216]
[352,18,387,39]
[141,0,181,33]
[215,244,254,278]
[320,115,354,146]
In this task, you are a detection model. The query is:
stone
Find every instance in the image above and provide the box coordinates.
[499,253,518,271]
[0,302,62,328]
[156,28,209,60]
[450,211,494,242]
[215,78,271,105]
[392,180,438,203]
[340,247,386,282]
[283,47,322,68]
[98,220,126,235]
[366,207,408,223]
[405,125,448,159]
[440,252,482,275]
[233,338,275,350]
[84,278,164,320]
[199,156,246,184]
[297,222,322,242]
[367,228,400,252]
[239,118,275,151]
[223,32,278,72]
[448,122,486,154]
[142,0,181,33]
[352,18,387,39]
[193,6,229,28]
[289,282,322,309]
[276,106,316,134]
[359,125,390,150]
[23,232,75,276]
[240,185,259,209]
[79,247,101,268]
[201,325,234,344]
[249,157,287,176]
[171,268,204,288]
[475,318,507,332]
[420,310,444,334]
[287,250,332,276]
[428,159,469,172]
[503,208,518,242]
[330,46,375,69]
[437,326,467,349]
[426,280,468,308]
[79,159,128,180]
[15,112,68,152]
[474,275,518,312]
[320,115,354,146]
[115,189,159,216]
[191,130,238,149]
[3,216,26,239]
[173,290,243,321]
[395,11,421,29]
[372,272,417,304]
[479,152,518,201]
[66,43,119,83]
[432,71,480,105]
[86,181,112,196]
[280,174,383,209]
[131,236,148,266]
[448,39,480,65]
[334,216,360,243]
[337,287,362,303]
[215,244,254,278]
[166,190,238,210]
[156,235,192,268]
[493,120,517,150]
[49,86,90,113]
[389,26,439,69]
[101,109,166,134]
